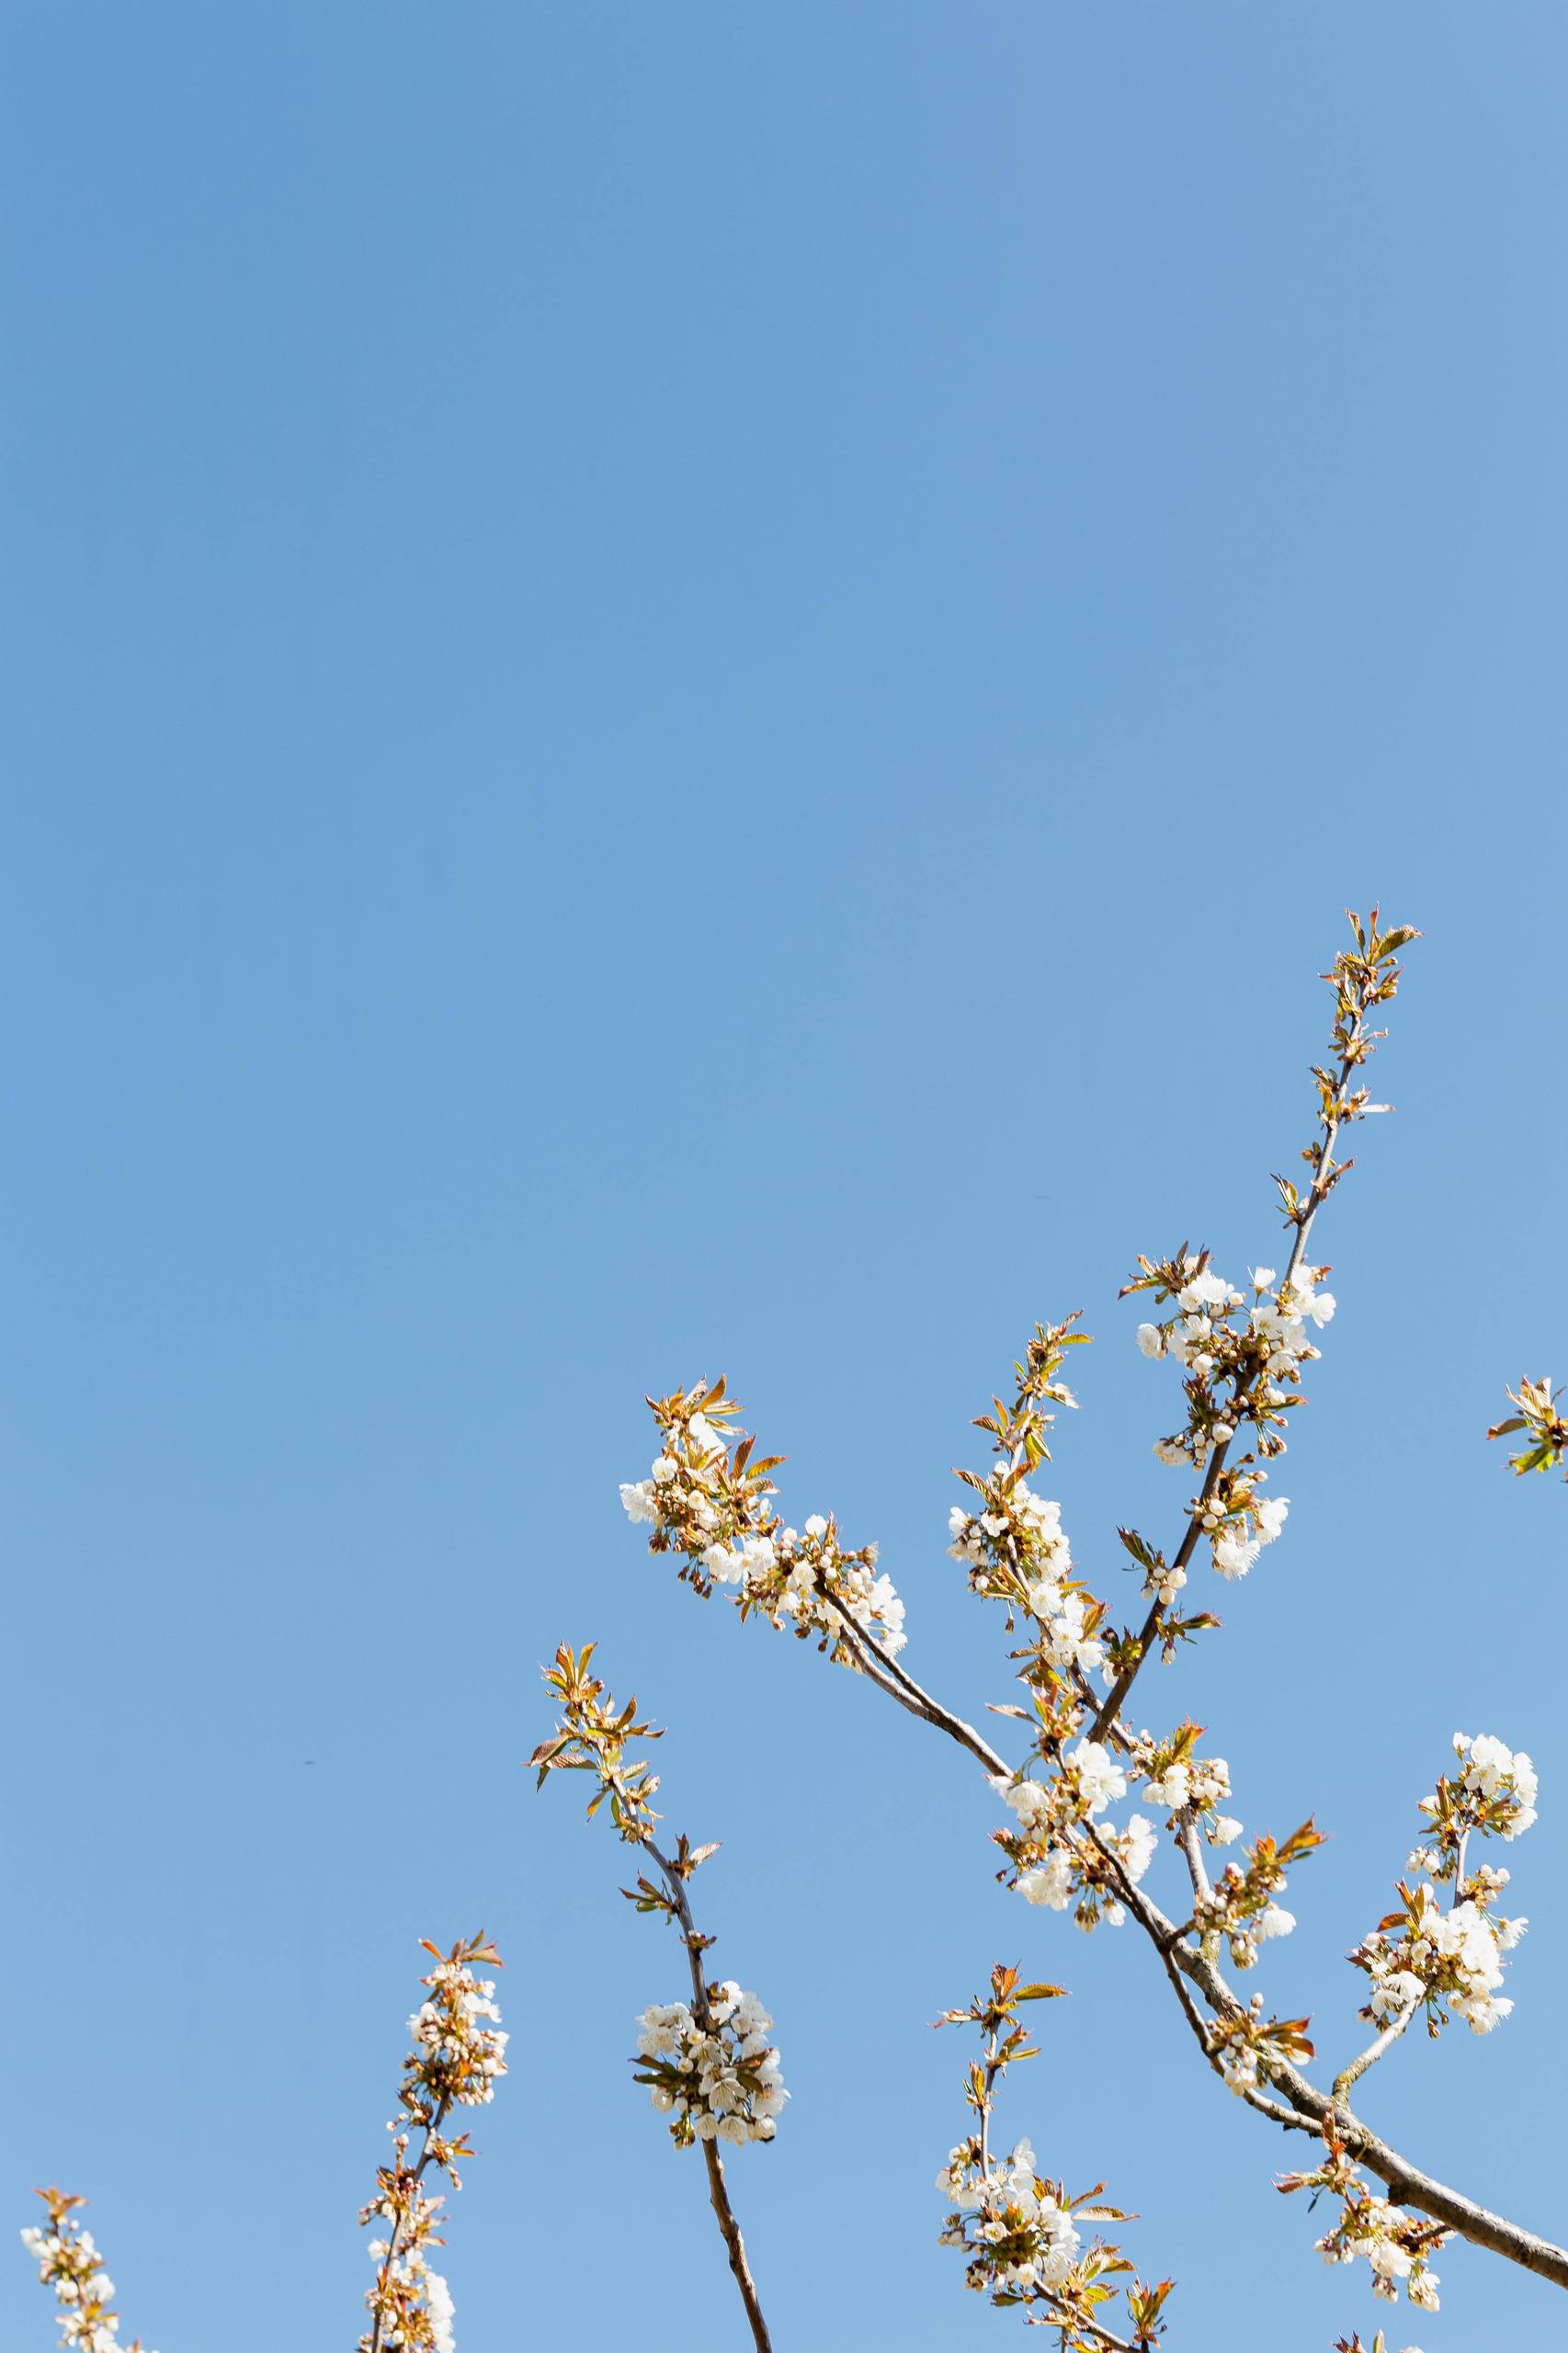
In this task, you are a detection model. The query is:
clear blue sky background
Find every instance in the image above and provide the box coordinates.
[3,7,1565,2350]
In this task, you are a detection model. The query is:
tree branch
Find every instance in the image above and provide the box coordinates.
[1101,1845,1568,2288]
[820,1590,1010,1778]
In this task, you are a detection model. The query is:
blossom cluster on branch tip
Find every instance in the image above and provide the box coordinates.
[358,1933,506,2353]
[1353,1886,1526,2039]
[20,2190,154,2353]
[635,1983,787,2147]
[1419,1731,1539,1853]
[1280,2119,1444,2313]
[620,1377,905,1664]
[1349,1733,1536,2040]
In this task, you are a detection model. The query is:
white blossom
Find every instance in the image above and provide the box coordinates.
[635,1984,787,2146]
[936,2138,1083,2298]
[1066,1740,1127,1816]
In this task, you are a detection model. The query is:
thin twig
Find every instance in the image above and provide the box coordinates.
[1333,1996,1421,2104]
[821,1592,1008,1776]
[1052,1819,1310,2138]
[637,1824,774,2353]
[368,2094,455,2353]
[1089,1048,1357,1747]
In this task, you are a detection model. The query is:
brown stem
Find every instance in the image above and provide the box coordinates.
[819,1592,1008,1776]
[1332,1997,1419,2103]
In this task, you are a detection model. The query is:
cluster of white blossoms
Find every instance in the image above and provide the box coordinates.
[1196,1474,1289,1580]
[947,1474,1108,1681]
[1354,1886,1526,2038]
[361,2231,456,2353]
[1420,1732,1539,1854]
[634,1983,787,2147]
[1325,2200,1444,2313]
[994,1742,1156,1930]
[1349,1733,1536,2041]
[621,1380,905,1664]
[936,2137,1084,2299]
[20,2193,153,2353]
[947,1475,1068,1591]
[1132,1724,1243,1846]
[1283,2122,1446,2317]
[1139,1262,1334,1410]
[406,1956,509,2108]
[1131,1262,1335,1579]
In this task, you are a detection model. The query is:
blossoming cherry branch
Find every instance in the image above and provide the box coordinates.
[530,1643,778,2353]
[618,912,1568,2336]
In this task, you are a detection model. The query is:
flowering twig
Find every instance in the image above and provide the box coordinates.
[359,1931,508,2353]
[1093,912,1416,1743]
[933,1964,1175,2350]
[531,1643,777,2352]
[21,2188,154,2353]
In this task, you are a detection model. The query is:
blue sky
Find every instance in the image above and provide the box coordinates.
[3,6,1566,2348]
